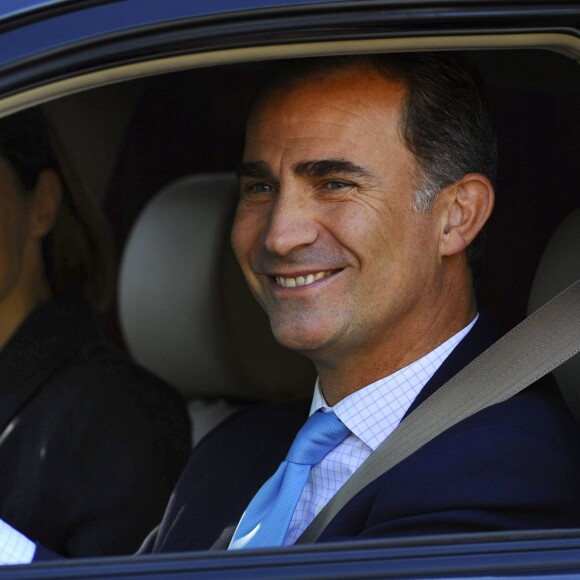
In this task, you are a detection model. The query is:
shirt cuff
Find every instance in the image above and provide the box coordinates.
[0,520,35,565]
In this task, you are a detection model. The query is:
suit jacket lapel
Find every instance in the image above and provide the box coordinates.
[403,313,500,418]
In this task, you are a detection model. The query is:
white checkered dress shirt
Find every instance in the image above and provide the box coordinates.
[283,315,478,545]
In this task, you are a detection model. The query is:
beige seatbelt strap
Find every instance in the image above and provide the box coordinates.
[297,278,580,545]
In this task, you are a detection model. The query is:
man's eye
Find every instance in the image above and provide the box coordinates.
[323,180,351,190]
[253,182,275,192]
[246,183,274,193]
[242,182,275,194]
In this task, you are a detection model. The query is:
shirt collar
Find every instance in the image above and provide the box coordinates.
[310,314,478,451]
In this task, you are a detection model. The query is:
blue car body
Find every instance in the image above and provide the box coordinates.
[0,1,579,578]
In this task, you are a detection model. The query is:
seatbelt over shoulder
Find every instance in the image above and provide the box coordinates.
[297,279,580,545]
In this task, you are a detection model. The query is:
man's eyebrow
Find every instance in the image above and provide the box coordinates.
[236,161,275,180]
[293,159,374,180]
[236,159,374,181]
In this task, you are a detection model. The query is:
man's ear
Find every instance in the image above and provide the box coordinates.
[436,173,494,258]
[28,169,63,239]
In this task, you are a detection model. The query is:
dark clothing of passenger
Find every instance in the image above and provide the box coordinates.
[0,293,191,557]
[139,314,580,552]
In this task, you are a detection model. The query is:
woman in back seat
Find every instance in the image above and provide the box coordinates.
[0,108,191,557]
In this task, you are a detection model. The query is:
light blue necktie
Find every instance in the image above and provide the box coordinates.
[229,411,349,549]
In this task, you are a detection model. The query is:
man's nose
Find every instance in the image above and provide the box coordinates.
[262,194,318,256]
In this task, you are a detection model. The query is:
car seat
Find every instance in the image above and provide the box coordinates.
[528,207,580,421]
[118,173,316,444]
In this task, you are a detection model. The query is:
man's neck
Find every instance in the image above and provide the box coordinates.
[315,303,477,406]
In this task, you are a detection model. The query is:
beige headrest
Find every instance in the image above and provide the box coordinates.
[118,173,315,401]
[528,207,580,418]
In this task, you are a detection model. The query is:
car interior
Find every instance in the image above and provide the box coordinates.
[25,47,578,443]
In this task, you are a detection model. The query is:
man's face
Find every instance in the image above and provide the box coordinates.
[232,65,444,366]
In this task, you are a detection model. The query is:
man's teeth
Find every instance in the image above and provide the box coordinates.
[275,271,330,288]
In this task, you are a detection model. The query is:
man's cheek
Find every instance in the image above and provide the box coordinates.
[231,225,250,268]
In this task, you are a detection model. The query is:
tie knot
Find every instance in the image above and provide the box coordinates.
[286,411,349,466]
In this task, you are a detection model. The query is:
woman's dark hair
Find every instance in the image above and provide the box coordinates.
[254,53,497,283]
[0,107,115,310]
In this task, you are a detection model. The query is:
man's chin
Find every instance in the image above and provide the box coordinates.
[270,325,336,357]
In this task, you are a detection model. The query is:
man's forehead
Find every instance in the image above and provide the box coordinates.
[242,66,410,177]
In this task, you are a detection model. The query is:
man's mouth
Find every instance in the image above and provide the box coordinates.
[274,270,334,288]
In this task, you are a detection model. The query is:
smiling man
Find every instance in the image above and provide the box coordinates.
[4,53,580,564]
[138,53,580,553]
[233,60,490,405]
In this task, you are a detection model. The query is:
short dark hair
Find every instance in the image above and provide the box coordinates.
[0,108,115,310]
[254,53,497,282]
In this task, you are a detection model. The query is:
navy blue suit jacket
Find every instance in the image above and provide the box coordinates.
[139,314,580,553]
